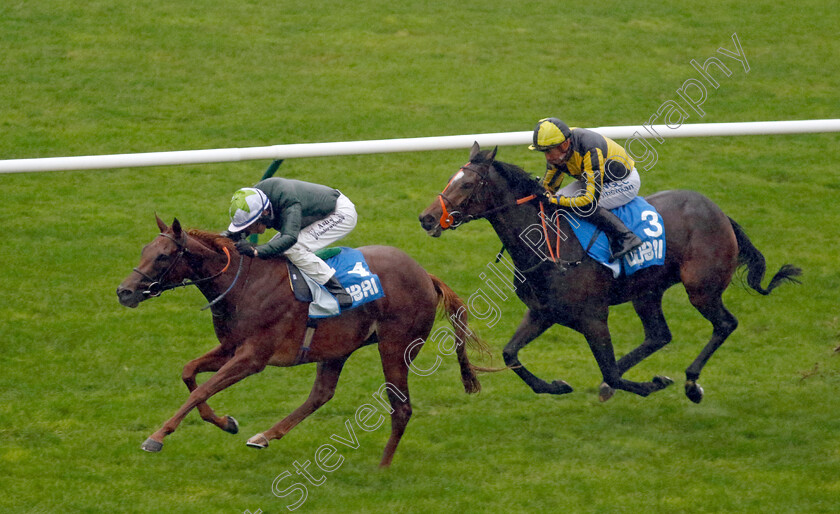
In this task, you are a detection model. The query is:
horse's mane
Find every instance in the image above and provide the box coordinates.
[471,149,544,198]
[493,161,545,198]
[187,229,236,254]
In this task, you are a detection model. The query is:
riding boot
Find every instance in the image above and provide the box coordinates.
[323,275,353,308]
[587,206,643,261]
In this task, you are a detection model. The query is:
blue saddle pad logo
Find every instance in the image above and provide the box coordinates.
[318,247,385,316]
[568,197,666,278]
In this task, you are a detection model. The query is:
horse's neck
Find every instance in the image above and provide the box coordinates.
[184,240,242,301]
[196,246,290,300]
[486,202,579,271]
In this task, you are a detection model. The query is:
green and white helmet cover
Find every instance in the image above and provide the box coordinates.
[228,188,270,232]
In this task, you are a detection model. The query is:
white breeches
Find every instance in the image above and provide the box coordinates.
[555,168,641,210]
[282,194,358,284]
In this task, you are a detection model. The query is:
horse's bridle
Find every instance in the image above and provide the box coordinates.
[435,161,581,272]
[436,162,536,230]
[438,162,487,230]
[131,232,234,300]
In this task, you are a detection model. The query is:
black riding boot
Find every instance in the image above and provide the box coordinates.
[587,206,643,261]
[324,275,353,308]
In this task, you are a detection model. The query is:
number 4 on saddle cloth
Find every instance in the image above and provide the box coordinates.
[569,197,667,278]
[287,247,385,318]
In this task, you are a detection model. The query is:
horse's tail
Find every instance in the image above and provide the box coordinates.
[728,217,802,295]
[428,274,501,394]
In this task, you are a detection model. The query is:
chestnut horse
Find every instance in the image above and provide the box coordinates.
[117,216,488,467]
[419,143,801,403]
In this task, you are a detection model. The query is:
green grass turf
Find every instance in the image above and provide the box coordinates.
[1,1,839,512]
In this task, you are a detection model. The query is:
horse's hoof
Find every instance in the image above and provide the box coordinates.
[246,433,270,449]
[685,380,704,403]
[536,380,573,395]
[598,382,616,402]
[653,375,674,388]
[223,416,239,434]
[141,437,163,452]
[549,380,573,395]
[531,380,574,394]
[534,380,573,395]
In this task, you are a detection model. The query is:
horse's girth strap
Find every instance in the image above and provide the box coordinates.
[295,319,318,364]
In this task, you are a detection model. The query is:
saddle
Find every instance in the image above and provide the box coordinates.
[286,247,385,318]
[286,247,385,364]
[568,197,667,278]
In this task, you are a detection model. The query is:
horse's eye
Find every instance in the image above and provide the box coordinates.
[155,254,170,264]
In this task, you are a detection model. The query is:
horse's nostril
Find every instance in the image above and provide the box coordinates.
[116,286,135,298]
[116,285,141,307]
[419,214,434,229]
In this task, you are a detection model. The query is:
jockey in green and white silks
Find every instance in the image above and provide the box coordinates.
[530,117,643,261]
[225,177,357,307]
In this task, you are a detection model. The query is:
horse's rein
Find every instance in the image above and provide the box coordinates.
[200,252,244,312]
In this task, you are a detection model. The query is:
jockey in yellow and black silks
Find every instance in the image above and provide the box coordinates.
[530,117,643,261]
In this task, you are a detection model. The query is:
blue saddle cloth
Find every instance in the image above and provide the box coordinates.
[568,197,666,278]
[288,247,385,319]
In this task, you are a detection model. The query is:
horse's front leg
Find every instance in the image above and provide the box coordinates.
[142,344,269,452]
[502,309,573,395]
[580,314,673,399]
[181,344,240,434]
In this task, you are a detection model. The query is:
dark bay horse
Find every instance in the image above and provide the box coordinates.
[419,143,801,403]
[116,215,488,467]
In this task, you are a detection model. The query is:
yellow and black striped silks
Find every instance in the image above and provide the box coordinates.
[541,127,635,210]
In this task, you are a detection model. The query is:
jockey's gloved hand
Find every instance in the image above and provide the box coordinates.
[234,240,258,257]
[542,190,556,204]
[220,230,245,241]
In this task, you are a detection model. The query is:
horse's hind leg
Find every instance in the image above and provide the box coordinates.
[683,288,738,403]
[619,291,673,373]
[375,335,418,468]
[600,291,673,401]
[503,309,573,395]
[246,356,348,449]
[181,345,239,434]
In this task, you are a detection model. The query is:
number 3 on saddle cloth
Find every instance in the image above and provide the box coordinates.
[287,247,385,318]
[569,197,667,278]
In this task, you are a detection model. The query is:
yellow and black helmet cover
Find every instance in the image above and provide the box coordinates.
[529,117,572,151]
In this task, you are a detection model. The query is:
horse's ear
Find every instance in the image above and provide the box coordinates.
[469,141,481,161]
[155,213,167,232]
[488,146,498,162]
[172,218,182,237]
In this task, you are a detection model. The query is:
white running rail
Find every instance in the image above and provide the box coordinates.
[1,119,838,174]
